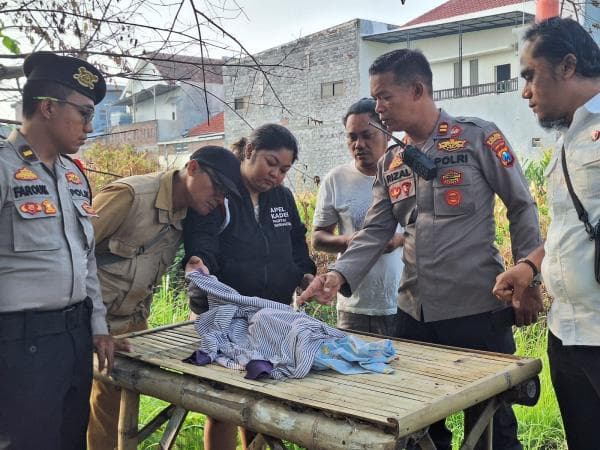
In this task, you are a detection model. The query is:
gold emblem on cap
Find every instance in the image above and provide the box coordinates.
[73,67,98,90]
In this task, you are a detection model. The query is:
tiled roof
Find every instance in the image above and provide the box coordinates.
[403,0,526,26]
[145,52,223,85]
[187,112,224,136]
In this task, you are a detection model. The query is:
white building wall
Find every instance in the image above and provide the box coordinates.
[133,94,177,122]
[361,26,523,91]
[437,88,554,161]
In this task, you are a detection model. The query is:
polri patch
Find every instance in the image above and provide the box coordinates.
[485,131,505,148]
[450,125,462,137]
[440,169,463,186]
[437,122,449,135]
[388,153,403,171]
[388,179,414,203]
[20,202,43,215]
[592,130,600,142]
[81,202,98,217]
[14,167,39,181]
[65,171,82,185]
[445,189,462,207]
[498,148,515,167]
[437,138,467,152]
[41,199,57,215]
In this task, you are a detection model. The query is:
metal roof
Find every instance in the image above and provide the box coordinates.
[112,85,178,106]
[363,11,534,44]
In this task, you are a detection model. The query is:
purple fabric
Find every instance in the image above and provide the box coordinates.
[245,360,273,380]
[183,350,212,366]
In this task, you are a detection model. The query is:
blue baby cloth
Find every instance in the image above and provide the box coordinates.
[312,335,396,374]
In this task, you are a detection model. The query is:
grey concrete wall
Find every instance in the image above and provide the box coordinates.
[223,19,368,187]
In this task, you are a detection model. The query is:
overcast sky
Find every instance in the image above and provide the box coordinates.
[226,0,444,54]
[0,0,446,119]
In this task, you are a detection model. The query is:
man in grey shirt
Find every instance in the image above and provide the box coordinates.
[300,49,540,449]
[0,52,114,450]
[312,98,403,335]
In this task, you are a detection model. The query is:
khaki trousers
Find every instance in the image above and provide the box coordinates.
[87,321,147,450]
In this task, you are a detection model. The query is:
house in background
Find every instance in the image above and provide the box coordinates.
[158,112,225,168]
[96,52,224,159]
[89,84,129,137]
[224,0,597,182]
[362,0,546,163]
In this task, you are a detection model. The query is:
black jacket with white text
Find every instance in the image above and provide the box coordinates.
[183,183,316,304]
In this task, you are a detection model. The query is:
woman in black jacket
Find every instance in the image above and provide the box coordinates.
[182,123,316,450]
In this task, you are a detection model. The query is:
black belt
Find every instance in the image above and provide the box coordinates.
[0,298,91,342]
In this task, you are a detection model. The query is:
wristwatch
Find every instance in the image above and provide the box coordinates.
[516,258,542,287]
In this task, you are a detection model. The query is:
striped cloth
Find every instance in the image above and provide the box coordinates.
[186,270,346,379]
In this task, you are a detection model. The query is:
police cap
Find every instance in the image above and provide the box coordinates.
[23,51,106,104]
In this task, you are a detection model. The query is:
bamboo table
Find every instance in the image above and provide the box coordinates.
[95,321,542,450]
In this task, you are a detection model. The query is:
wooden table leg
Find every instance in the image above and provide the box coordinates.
[461,397,498,450]
[159,406,188,450]
[118,388,140,450]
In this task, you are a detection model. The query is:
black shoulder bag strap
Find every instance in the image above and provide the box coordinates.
[560,145,600,283]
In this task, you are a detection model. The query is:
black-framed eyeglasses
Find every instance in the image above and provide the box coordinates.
[33,96,95,124]
[201,166,228,196]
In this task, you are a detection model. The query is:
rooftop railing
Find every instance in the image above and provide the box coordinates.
[433,77,519,101]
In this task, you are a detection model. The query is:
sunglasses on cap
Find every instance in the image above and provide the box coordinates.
[33,96,95,124]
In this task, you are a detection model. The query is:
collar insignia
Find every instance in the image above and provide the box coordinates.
[18,145,38,162]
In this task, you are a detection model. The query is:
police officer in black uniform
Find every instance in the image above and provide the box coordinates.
[0,52,114,450]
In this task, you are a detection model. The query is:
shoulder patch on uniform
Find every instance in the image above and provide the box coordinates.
[18,145,39,162]
[485,130,514,168]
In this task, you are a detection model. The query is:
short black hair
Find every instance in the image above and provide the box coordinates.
[231,123,299,163]
[369,49,433,95]
[342,98,381,127]
[22,80,76,119]
[524,17,600,78]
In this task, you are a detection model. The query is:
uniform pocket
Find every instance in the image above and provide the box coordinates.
[12,199,60,252]
[578,148,600,196]
[72,199,96,251]
[432,166,474,216]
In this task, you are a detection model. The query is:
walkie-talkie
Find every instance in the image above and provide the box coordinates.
[369,121,438,181]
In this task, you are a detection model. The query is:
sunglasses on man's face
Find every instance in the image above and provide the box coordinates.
[33,96,95,124]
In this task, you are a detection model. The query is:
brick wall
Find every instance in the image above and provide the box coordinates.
[224,19,364,188]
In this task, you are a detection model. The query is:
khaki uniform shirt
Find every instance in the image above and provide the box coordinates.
[335,110,541,322]
[0,130,108,335]
[92,170,186,334]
